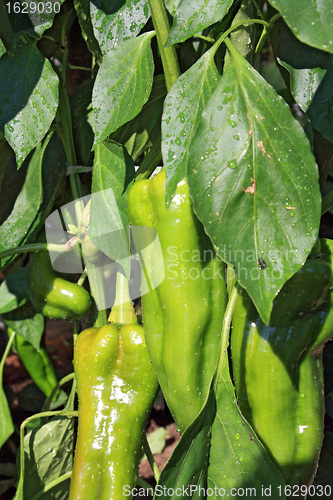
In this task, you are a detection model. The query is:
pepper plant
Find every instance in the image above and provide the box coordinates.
[0,0,333,499]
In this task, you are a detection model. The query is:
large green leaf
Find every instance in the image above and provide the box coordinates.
[0,43,59,168]
[166,0,233,46]
[269,0,333,54]
[21,416,74,500]
[208,364,286,499]
[187,41,321,324]
[91,31,155,146]
[89,141,135,264]
[4,306,44,351]
[277,23,333,144]
[155,392,215,499]
[162,45,220,204]
[90,0,150,56]
[0,133,66,271]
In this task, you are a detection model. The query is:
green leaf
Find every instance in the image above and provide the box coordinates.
[70,79,94,165]
[277,23,333,144]
[89,141,135,265]
[162,46,220,204]
[0,133,66,271]
[207,364,286,498]
[90,0,150,56]
[92,31,155,146]
[156,392,215,499]
[112,75,167,162]
[0,267,29,314]
[187,41,321,324]
[21,416,74,500]
[166,0,233,46]
[4,308,44,350]
[73,0,102,63]
[0,43,59,167]
[269,0,333,54]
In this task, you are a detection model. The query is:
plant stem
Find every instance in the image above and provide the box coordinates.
[142,433,160,481]
[77,269,88,286]
[213,18,270,55]
[57,83,84,225]
[0,330,15,374]
[43,372,75,412]
[67,64,92,72]
[0,238,80,262]
[109,271,138,326]
[30,472,72,500]
[255,12,282,54]
[322,190,333,215]
[215,285,240,384]
[148,0,180,91]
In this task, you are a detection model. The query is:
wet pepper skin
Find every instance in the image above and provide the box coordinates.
[128,169,227,433]
[231,256,333,486]
[29,250,91,320]
[69,324,158,500]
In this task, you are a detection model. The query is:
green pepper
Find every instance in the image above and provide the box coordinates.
[28,250,91,320]
[7,327,58,399]
[68,321,158,499]
[128,169,227,433]
[231,255,333,486]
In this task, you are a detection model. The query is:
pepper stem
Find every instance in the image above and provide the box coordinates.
[109,270,138,326]
[147,0,180,91]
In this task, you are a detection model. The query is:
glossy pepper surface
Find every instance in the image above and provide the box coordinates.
[68,322,158,500]
[231,254,333,486]
[128,169,227,433]
[28,250,91,320]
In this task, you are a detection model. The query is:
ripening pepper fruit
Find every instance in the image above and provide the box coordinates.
[231,254,333,486]
[28,250,91,320]
[68,321,158,499]
[127,169,227,433]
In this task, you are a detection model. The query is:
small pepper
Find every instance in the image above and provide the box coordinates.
[28,250,91,320]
